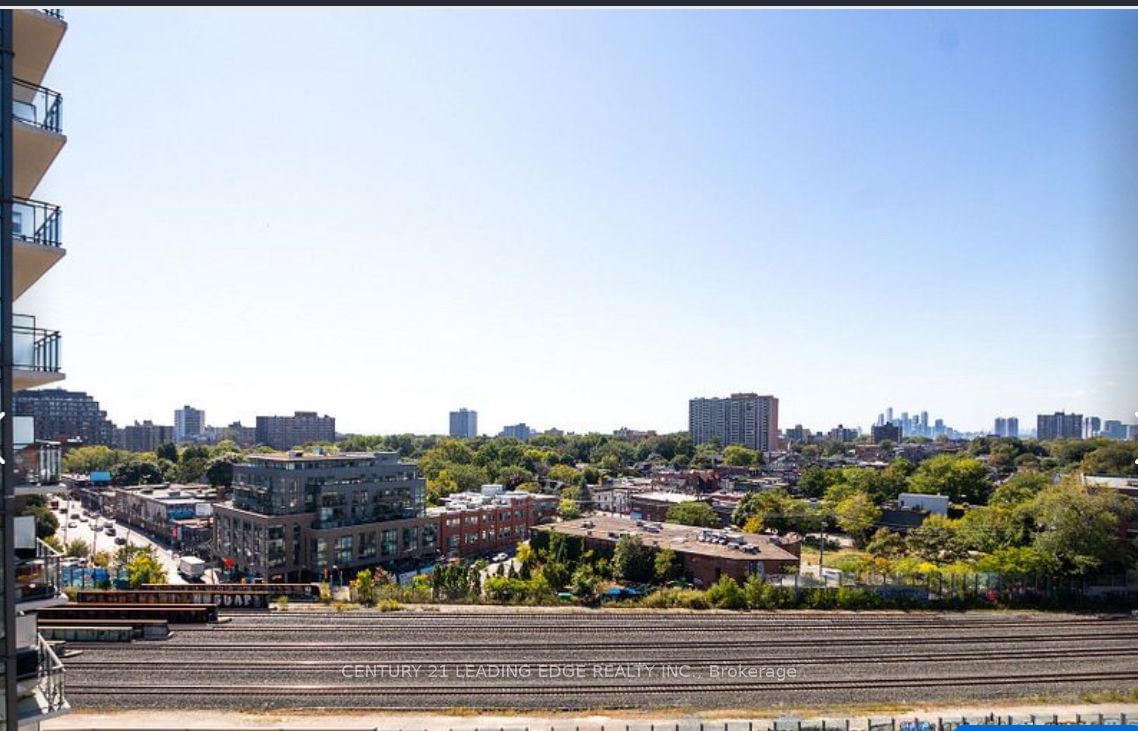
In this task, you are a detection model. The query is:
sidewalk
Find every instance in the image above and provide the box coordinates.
[44,702,1138,730]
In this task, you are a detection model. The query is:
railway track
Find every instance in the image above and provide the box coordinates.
[63,644,1138,669]
[65,669,1138,697]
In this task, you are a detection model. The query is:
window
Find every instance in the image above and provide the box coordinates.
[381,529,398,557]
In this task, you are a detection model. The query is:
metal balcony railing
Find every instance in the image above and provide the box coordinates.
[13,314,61,373]
[16,635,67,721]
[13,79,62,134]
[14,441,62,488]
[15,539,62,604]
[41,9,64,19]
[12,198,62,248]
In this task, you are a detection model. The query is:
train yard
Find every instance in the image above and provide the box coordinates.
[60,609,1138,713]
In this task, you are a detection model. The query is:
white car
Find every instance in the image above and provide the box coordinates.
[67,522,77,529]
[493,552,510,563]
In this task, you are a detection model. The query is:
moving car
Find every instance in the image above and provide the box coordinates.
[114,536,127,545]
[493,552,510,563]
[67,522,77,529]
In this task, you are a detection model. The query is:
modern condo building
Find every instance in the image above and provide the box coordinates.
[1,9,70,728]
[689,393,780,453]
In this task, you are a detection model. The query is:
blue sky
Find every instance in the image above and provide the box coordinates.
[23,9,1137,436]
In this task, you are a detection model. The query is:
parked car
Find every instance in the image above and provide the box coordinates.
[67,522,77,529]
[493,552,509,563]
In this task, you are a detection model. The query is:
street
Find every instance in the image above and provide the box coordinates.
[51,497,190,585]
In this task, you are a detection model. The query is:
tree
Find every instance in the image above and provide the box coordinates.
[112,459,164,486]
[612,534,654,583]
[558,498,581,520]
[722,445,760,467]
[833,492,881,546]
[865,528,905,559]
[654,547,683,582]
[666,501,719,527]
[495,464,534,490]
[1081,442,1138,476]
[63,445,126,474]
[22,504,58,539]
[352,568,377,606]
[990,472,1050,507]
[205,453,242,488]
[155,442,178,463]
[65,538,90,558]
[909,455,993,504]
[41,535,63,553]
[1027,481,1136,575]
[125,550,168,587]
[905,515,963,564]
[706,576,747,609]
[797,465,839,499]
[570,563,599,597]
[547,464,582,487]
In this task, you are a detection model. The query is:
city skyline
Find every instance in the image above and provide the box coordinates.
[20,9,1138,437]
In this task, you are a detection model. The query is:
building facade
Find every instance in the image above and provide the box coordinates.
[432,486,557,559]
[689,393,779,453]
[254,411,335,450]
[1037,412,1083,441]
[213,451,432,581]
[448,408,477,438]
[2,9,71,727]
[174,405,204,443]
[13,389,114,446]
[118,421,174,453]
[498,423,534,441]
[870,423,901,443]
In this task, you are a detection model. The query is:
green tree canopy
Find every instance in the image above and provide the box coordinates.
[666,501,720,527]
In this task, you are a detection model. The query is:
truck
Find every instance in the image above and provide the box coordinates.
[178,556,207,582]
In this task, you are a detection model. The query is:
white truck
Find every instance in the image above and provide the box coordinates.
[178,556,206,582]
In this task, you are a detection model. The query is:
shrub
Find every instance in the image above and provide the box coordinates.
[378,599,403,612]
[706,577,747,609]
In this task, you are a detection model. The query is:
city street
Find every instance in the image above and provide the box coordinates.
[51,497,188,585]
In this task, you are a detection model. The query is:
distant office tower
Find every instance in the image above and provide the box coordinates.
[886,407,893,423]
[14,388,117,445]
[919,411,929,434]
[499,423,535,441]
[255,411,336,450]
[449,408,478,438]
[993,417,1020,438]
[689,393,779,452]
[827,424,858,442]
[876,413,885,427]
[120,420,175,452]
[1083,416,1101,439]
[1037,412,1083,441]
[933,418,945,436]
[871,423,901,443]
[786,424,810,443]
[174,404,205,443]
[1103,420,1128,440]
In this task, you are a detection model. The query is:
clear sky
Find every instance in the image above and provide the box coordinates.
[23,9,1138,436]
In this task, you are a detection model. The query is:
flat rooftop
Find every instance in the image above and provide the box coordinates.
[536,515,799,562]
[631,491,699,504]
[249,451,400,462]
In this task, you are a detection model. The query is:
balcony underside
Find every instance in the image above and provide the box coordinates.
[12,10,67,89]
[14,482,67,497]
[14,239,66,301]
[14,368,65,392]
[14,121,66,199]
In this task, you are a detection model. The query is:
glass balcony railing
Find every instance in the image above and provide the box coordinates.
[15,538,62,604]
[13,314,61,374]
[13,198,62,248]
[14,441,62,489]
[13,78,63,134]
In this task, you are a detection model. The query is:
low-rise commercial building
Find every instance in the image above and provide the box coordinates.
[432,485,558,559]
[535,516,800,586]
[628,491,702,522]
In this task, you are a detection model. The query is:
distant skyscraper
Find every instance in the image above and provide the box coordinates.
[876,413,885,427]
[886,407,894,423]
[255,411,336,450]
[993,417,1020,438]
[174,404,205,443]
[499,423,534,441]
[919,411,929,434]
[1037,412,1082,441]
[1083,416,1101,439]
[449,408,478,438]
[1103,420,1128,440]
[689,393,779,452]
